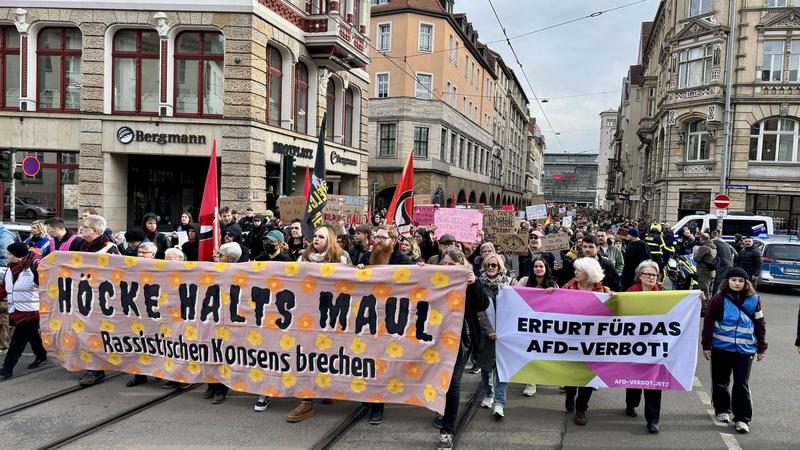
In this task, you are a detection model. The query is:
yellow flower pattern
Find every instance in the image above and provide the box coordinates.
[315,334,333,351]
[351,378,367,393]
[131,321,145,335]
[249,368,264,382]
[139,355,152,365]
[319,264,337,277]
[386,378,404,394]
[350,338,366,355]
[284,262,301,277]
[430,272,450,288]
[247,329,263,346]
[107,353,122,366]
[159,323,172,337]
[392,267,412,283]
[282,373,297,388]
[219,364,233,378]
[355,268,373,282]
[215,327,230,341]
[99,319,115,333]
[428,309,443,326]
[422,348,441,365]
[70,253,84,267]
[164,359,175,372]
[316,373,332,388]
[123,256,138,268]
[184,325,198,340]
[187,361,201,375]
[387,341,404,358]
[71,320,86,333]
[79,351,93,364]
[96,253,109,267]
[424,384,437,402]
[279,334,296,350]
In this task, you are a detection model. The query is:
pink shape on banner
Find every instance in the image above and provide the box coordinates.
[514,287,613,316]
[586,362,688,391]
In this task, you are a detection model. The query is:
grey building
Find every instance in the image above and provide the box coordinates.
[542,153,598,206]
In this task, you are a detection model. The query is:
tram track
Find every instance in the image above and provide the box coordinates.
[0,372,124,418]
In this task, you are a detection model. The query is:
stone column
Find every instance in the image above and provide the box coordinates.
[220,125,268,213]
[12,8,30,111]
[154,12,172,116]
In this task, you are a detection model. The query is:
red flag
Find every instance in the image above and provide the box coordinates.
[198,141,220,261]
[303,166,311,201]
[451,192,457,208]
[385,151,414,236]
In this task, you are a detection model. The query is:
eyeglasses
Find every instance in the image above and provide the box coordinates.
[375,235,389,241]
[530,235,539,240]
[486,263,499,269]
[641,273,658,278]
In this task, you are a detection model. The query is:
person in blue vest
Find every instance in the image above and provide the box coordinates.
[701,267,767,434]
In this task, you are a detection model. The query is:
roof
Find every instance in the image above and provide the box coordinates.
[371,0,447,14]
[628,65,644,86]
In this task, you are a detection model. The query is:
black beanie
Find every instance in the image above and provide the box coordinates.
[125,229,146,243]
[7,242,28,258]
[725,267,749,281]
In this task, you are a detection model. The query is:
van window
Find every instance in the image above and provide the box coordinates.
[685,219,704,233]
[764,244,800,262]
[721,219,768,237]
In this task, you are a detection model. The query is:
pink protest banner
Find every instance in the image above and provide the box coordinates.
[433,208,483,243]
[38,252,468,414]
[412,204,436,227]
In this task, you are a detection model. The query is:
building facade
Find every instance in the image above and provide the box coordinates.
[614,0,800,233]
[527,118,546,196]
[366,0,532,210]
[542,153,598,206]
[596,109,618,209]
[0,0,371,230]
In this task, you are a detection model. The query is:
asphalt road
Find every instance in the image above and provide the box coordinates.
[0,289,796,449]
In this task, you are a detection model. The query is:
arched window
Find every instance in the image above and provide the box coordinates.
[325,79,336,140]
[174,31,224,116]
[112,29,159,114]
[686,120,710,161]
[343,88,354,146]
[749,118,798,162]
[267,45,282,125]
[37,27,82,112]
[294,62,309,133]
[1,26,19,110]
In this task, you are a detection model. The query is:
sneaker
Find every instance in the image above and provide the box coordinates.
[433,413,443,429]
[369,407,384,425]
[126,375,148,388]
[202,386,215,399]
[469,365,480,374]
[437,433,454,450]
[28,356,47,369]
[625,406,637,417]
[254,396,270,412]
[522,384,537,397]
[574,411,587,426]
[480,395,494,408]
[716,412,731,423]
[286,400,315,423]
[211,393,226,404]
[492,404,504,418]
[735,421,749,433]
[79,371,105,386]
[647,422,660,433]
[162,380,187,389]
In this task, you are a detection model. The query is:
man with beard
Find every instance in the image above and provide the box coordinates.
[349,224,372,266]
[356,225,412,424]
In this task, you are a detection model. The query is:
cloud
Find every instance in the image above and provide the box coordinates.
[455,0,660,153]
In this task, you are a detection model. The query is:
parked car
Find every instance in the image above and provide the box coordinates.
[758,238,800,290]
[671,212,773,241]
[4,223,31,243]
[3,197,56,220]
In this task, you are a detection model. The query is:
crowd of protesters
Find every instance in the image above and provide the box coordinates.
[0,204,781,449]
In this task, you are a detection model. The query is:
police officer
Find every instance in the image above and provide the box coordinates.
[643,223,666,271]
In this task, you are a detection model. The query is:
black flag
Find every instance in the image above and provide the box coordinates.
[303,113,328,241]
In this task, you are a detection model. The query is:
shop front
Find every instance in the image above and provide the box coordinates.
[746,193,800,235]
[678,191,711,219]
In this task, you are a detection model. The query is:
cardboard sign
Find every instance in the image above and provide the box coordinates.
[412,205,437,227]
[540,234,571,252]
[39,252,469,414]
[526,205,547,220]
[562,216,573,227]
[434,208,483,243]
[414,194,432,205]
[482,209,515,242]
[277,196,307,222]
[530,195,545,205]
[323,196,364,225]
[496,233,529,254]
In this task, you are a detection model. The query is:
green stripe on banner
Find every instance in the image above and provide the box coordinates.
[603,291,693,316]
[509,360,596,386]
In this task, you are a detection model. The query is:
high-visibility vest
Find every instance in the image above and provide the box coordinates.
[644,234,664,256]
[712,295,760,354]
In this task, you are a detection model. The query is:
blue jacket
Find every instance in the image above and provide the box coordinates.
[24,235,51,256]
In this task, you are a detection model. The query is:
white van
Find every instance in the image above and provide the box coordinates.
[671,213,774,239]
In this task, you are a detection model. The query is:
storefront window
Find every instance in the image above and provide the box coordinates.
[2,150,79,228]
[678,191,710,219]
[174,31,224,117]
[749,193,800,234]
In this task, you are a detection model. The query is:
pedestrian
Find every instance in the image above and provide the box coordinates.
[201,242,242,404]
[427,234,457,265]
[287,220,305,260]
[517,256,558,397]
[349,224,372,265]
[475,253,516,419]
[0,220,17,267]
[624,260,664,433]
[125,242,159,388]
[77,214,120,387]
[701,267,767,434]
[620,227,652,290]
[142,213,170,259]
[735,237,761,284]
[579,235,620,291]
[24,220,51,256]
[694,233,717,314]
[219,206,234,234]
[399,237,423,263]
[164,248,185,261]
[245,215,267,259]
[472,242,497,277]
[181,223,200,261]
[222,224,250,262]
[0,243,47,379]
[560,257,612,425]
[414,227,438,262]
[170,211,193,247]
[712,230,735,293]
[643,223,666,271]
[121,229,146,256]
[253,230,293,263]
[596,229,623,276]
[337,234,353,254]
[238,207,255,232]
[286,225,349,423]
[435,248,488,450]
[45,217,84,252]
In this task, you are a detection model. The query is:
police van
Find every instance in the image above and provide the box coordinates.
[758,238,800,289]
[671,212,773,240]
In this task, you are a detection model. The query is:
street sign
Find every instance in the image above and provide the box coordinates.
[22,155,40,177]
[716,208,727,218]
[727,184,748,191]
[713,194,730,209]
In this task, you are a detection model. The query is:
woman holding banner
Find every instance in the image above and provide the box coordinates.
[285,225,349,423]
[561,257,612,426]
[624,260,663,433]
[475,253,517,419]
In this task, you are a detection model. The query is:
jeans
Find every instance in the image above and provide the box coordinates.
[210,383,229,395]
[480,368,508,407]
[711,349,754,424]
[564,386,593,412]
[626,388,662,424]
[440,346,467,435]
[2,319,46,371]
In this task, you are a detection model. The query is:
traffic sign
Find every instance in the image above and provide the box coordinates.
[713,194,730,209]
[716,208,727,218]
[22,155,40,177]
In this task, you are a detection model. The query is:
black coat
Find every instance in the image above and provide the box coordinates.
[359,247,413,266]
[737,246,762,278]
[348,242,370,268]
[621,239,652,290]
[254,251,293,262]
[462,280,490,357]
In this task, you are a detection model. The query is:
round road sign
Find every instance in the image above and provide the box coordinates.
[714,194,730,209]
[22,155,40,177]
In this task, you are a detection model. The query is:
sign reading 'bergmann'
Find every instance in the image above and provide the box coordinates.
[117,126,207,145]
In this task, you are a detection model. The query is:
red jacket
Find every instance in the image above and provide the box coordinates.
[626,283,661,292]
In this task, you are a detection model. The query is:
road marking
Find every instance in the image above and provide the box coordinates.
[707,409,728,427]
[693,376,703,388]
[719,433,743,450]
[697,390,712,406]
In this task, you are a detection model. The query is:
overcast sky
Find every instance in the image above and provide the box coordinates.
[455,0,660,154]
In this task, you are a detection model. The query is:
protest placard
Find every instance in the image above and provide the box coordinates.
[539,234,571,252]
[38,252,469,414]
[530,195,545,205]
[526,204,547,220]
[433,208,483,243]
[412,205,436,227]
[482,209,515,242]
[323,195,364,225]
[495,288,700,391]
[175,231,188,247]
[278,196,307,222]
[496,233,529,254]
[414,194,432,205]
[562,215,573,227]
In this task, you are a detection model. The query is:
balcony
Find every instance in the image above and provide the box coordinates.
[304,12,370,69]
